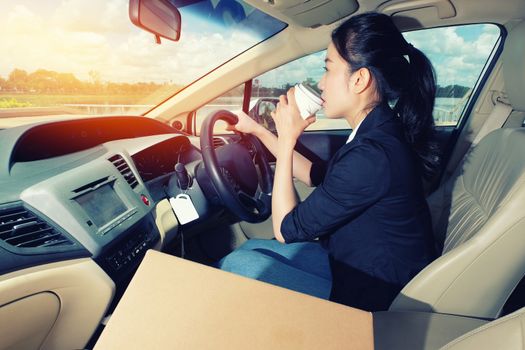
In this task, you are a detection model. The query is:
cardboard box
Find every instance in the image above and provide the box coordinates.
[95,250,373,349]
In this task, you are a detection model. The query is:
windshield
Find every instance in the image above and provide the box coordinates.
[0,0,286,128]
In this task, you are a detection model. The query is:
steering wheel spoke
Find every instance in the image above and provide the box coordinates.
[234,187,270,215]
[240,136,258,159]
[253,188,271,213]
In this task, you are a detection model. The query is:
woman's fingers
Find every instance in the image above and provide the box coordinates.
[305,115,317,126]
[278,94,288,106]
[225,124,238,132]
[287,88,297,108]
[270,87,315,142]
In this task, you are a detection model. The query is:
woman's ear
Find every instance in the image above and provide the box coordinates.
[350,67,373,94]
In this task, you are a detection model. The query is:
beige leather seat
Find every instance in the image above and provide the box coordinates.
[389,20,525,319]
[373,126,525,349]
[375,307,525,350]
[441,307,525,350]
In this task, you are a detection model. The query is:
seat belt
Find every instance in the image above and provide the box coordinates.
[471,100,513,146]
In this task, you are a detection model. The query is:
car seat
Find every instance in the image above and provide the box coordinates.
[389,20,525,319]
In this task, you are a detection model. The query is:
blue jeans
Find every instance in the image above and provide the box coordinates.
[217,239,332,299]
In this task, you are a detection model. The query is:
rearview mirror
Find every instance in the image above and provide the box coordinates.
[129,0,182,44]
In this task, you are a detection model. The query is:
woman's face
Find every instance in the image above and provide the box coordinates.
[318,42,355,119]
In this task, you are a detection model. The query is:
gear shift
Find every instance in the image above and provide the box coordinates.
[175,163,191,190]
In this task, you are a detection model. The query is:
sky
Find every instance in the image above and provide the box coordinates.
[258,24,500,90]
[405,24,500,88]
[0,0,500,90]
[0,0,266,84]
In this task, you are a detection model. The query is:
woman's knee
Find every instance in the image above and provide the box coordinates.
[238,238,280,251]
[218,249,276,278]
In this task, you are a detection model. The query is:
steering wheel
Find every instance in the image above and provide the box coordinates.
[200,110,273,223]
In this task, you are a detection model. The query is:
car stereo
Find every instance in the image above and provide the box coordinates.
[71,176,137,236]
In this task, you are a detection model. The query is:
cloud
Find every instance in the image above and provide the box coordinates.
[256,25,499,91]
[258,51,325,88]
[0,3,115,81]
[405,24,499,87]
[0,2,500,92]
[5,4,43,34]
[107,25,256,83]
[0,0,259,84]
[52,0,130,34]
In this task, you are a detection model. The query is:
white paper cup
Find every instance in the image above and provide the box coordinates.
[294,83,323,120]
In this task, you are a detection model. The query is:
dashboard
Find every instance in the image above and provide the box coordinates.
[0,116,212,285]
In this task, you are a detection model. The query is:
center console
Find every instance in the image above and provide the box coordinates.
[19,155,161,282]
[96,218,158,281]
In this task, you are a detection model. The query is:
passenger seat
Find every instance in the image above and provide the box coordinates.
[372,19,525,350]
[388,19,525,320]
[440,307,525,350]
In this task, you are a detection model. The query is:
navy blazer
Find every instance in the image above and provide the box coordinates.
[281,102,436,311]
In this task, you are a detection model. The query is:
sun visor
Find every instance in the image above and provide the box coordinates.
[378,0,456,31]
[271,0,358,27]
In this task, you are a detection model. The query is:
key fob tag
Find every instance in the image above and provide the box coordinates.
[169,194,199,225]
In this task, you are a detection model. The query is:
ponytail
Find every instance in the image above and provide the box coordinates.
[394,45,440,178]
[332,12,440,178]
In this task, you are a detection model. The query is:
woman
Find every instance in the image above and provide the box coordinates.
[219,12,438,311]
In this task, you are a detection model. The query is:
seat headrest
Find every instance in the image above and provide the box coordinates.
[502,21,525,111]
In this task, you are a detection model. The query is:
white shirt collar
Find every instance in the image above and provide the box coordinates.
[345,119,365,144]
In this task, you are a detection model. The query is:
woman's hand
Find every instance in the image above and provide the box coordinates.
[272,87,316,148]
[226,110,263,135]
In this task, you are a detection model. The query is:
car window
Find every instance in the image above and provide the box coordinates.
[245,23,501,132]
[194,54,340,135]
[194,84,245,134]
[404,24,501,127]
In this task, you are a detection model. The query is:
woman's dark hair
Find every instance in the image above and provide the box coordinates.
[332,12,439,178]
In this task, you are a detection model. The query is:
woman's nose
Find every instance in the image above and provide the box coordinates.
[318,74,325,91]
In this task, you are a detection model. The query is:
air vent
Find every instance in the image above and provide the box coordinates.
[109,155,139,189]
[213,137,227,148]
[0,205,74,248]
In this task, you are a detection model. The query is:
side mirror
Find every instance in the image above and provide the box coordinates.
[129,0,182,44]
[249,98,278,134]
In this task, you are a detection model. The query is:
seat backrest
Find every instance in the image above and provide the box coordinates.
[389,20,525,319]
[437,128,525,255]
[441,307,525,350]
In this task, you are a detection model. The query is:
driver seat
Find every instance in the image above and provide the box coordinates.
[389,21,525,319]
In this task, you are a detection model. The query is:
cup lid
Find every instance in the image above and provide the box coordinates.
[297,83,322,104]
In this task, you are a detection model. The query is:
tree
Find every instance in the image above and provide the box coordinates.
[57,72,81,93]
[303,77,316,87]
[88,70,101,85]
[8,69,29,92]
[2,67,178,96]
[436,84,470,98]
[29,69,57,93]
